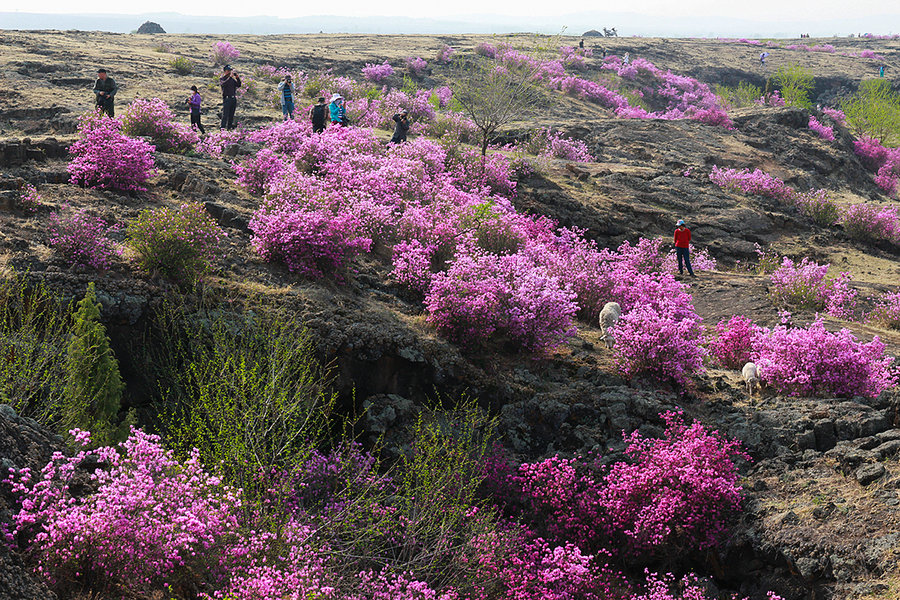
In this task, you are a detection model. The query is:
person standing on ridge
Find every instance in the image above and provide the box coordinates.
[674,219,696,278]
[880,65,886,77]
[187,85,205,134]
[311,97,328,133]
[278,74,295,120]
[329,94,347,126]
[219,65,241,130]
[93,69,118,117]
[390,109,410,143]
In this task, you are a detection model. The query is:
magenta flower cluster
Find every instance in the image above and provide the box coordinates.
[362,61,395,83]
[47,208,121,270]
[17,181,42,213]
[841,203,900,243]
[435,44,455,64]
[709,165,794,200]
[6,429,241,591]
[210,40,240,65]
[853,136,900,197]
[822,107,846,126]
[752,317,897,397]
[808,116,835,141]
[707,314,759,369]
[67,111,156,192]
[405,56,428,76]
[121,97,199,153]
[868,290,900,329]
[535,128,595,162]
[769,256,858,319]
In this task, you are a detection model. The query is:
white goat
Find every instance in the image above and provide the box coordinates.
[598,302,622,349]
[742,362,762,398]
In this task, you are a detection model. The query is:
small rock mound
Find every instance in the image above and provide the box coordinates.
[582,30,603,37]
[136,21,166,34]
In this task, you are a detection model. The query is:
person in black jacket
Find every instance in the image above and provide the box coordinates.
[390,109,410,144]
[93,69,118,117]
[311,97,328,133]
[219,65,241,130]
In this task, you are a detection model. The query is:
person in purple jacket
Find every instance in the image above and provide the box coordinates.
[186,85,205,134]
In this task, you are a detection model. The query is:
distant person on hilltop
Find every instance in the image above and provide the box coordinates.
[187,85,205,134]
[329,94,348,126]
[623,52,630,64]
[880,65,886,77]
[93,69,118,117]
[674,219,696,278]
[278,74,295,121]
[311,97,328,133]
[390,109,410,144]
[579,39,584,48]
[760,52,769,67]
[219,65,241,130]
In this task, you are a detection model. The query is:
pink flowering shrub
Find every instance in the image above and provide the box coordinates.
[707,315,760,369]
[121,97,199,153]
[528,128,595,161]
[405,56,428,76]
[601,411,748,554]
[67,111,156,192]
[47,208,120,270]
[769,257,858,319]
[127,203,226,284]
[708,165,794,200]
[6,429,241,595]
[435,45,455,64]
[196,127,249,158]
[840,203,900,243]
[633,572,784,600]
[822,107,846,126]
[868,290,900,329]
[249,207,373,278]
[17,181,42,213]
[752,318,897,397]
[475,43,497,58]
[755,91,786,107]
[852,137,900,197]
[425,251,578,352]
[210,41,240,65]
[234,148,289,195]
[362,61,395,83]
[611,304,706,385]
[808,116,835,141]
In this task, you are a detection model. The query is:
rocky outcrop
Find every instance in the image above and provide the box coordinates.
[136,21,166,34]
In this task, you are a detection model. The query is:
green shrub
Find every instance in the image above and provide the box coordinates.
[842,79,900,145]
[155,298,336,499]
[0,275,70,420]
[126,203,225,285]
[773,64,814,109]
[57,283,127,446]
[715,81,763,109]
[169,56,193,75]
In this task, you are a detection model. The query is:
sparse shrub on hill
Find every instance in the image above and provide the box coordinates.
[169,55,193,75]
[0,276,70,420]
[47,208,120,270]
[126,203,225,284]
[709,165,794,200]
[435,44,455,64]
[794,188,840,226]
[808,116,835,141]
[714,81,763,109]
[210,40,240,65]
[868,290,900,329]
[523,128,595,161]
[772,63,814,109]
[234,147,288,195]
[67,111,156,192]
[156,301,336,498]
[58,283,128,446]
[842,79,900,145]
[752,317,896,397]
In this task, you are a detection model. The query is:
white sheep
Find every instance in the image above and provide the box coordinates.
[598,302,622,349]
[742,362,762,398]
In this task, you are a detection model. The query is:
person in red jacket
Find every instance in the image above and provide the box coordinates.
[674,219,696,277]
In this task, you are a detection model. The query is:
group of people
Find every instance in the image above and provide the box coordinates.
[93,64,412,143]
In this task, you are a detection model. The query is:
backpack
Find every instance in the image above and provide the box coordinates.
[312,104,327,122]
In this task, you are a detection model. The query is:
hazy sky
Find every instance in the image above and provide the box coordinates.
[5,0,898,20]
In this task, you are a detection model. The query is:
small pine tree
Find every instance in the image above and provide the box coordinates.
[59,282,125,445]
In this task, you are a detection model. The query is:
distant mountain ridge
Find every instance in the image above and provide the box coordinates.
[0,10,898,37]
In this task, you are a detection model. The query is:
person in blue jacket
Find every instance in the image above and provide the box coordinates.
[329,94,347,126]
